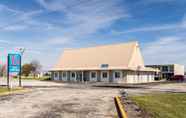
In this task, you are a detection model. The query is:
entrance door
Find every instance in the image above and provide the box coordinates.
[70,72,76,81]
[90,71,97,82]
[113,71,122,83]
[101,71,109,82]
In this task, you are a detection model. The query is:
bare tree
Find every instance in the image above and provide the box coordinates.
[30,60,42,78]
[0,64,7,77]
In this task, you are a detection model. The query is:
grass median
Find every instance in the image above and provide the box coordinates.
[12,76,51,81]
[130,93,186,118]
[0,87,27,96]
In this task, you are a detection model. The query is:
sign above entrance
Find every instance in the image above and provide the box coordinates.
[100,64,109,68]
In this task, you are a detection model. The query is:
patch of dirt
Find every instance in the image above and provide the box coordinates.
[120,91,152,118]
[31,97,112,118]
[121,97,152,118]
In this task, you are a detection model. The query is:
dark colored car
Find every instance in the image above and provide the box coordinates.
[170,75,185,81]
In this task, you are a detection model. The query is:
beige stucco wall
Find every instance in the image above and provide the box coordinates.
[174,64,185,75]
[124,71,154,84]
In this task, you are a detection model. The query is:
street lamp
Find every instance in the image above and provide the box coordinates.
[18,47,25,87]
[19,47,25,55]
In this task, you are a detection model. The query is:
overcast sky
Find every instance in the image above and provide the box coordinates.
[0,0,186,70]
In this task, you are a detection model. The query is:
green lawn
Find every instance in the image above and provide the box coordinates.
[0,88,10,93]
[130,93,186,118]
[0,87,23,94]
[13,76,51,81]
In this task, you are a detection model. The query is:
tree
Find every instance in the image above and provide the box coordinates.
[22,64,32,77]
[0,64,6,77]
[30,60,41,78]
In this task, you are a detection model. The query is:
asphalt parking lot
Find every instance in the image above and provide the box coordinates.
[1,80,186,118]
[0,80,119,118]
[123,82,186,96]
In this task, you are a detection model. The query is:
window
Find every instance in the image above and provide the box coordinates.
[102,72,108,78]
[91,72,97,78]
[62,72,67,78]
[71,72,76,78]
[114,71,121,78]
[169,66,174,72]
[54,72,58,78]
[162,66,168,72]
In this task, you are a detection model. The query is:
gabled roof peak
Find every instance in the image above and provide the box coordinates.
[64,41,138,51]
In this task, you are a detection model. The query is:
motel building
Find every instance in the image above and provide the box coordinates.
[51,42,158,83]
[146,64,185,80]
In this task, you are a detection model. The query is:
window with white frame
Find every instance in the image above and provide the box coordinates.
[90,71,97,79]
[71,72,76,78]
[62,72,67,78]
[54,72,58,78]
[114,71,122,79]
[102,72,108,78]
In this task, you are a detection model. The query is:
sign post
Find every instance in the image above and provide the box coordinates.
[7,54,21,89]
[19,56,22,87]
[7,56,10,89]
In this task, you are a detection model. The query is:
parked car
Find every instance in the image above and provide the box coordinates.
[170,75,185,81]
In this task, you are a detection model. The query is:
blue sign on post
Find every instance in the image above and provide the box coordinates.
[7,53,22,89]
[8,54,21,73]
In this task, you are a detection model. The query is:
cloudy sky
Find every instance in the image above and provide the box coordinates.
[0,0,186,70]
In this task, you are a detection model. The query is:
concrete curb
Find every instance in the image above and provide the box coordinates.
[114,96,128,118]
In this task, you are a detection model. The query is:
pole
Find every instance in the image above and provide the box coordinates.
[7,55,10,89]
[19,55,22,87]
